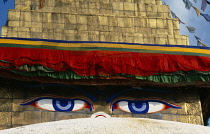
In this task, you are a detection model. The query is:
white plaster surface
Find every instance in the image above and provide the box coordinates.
[0,118,210,134]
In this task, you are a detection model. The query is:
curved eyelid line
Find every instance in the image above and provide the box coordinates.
[110,97,182,109]
[20,94,69,104]
[20,95,93,106]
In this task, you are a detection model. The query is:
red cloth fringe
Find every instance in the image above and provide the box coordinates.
[1,47,210,76]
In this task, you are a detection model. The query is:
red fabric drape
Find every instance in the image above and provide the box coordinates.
[1,47,210,76]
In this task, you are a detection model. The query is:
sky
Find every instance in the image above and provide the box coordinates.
[0,0,210,126]
[0,0,14,36]
[164,0,210,46]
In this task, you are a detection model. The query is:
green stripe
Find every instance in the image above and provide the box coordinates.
[10,70,210,83]
[0,65,55,72]
[17,65,55,72]
[1,43,210,57]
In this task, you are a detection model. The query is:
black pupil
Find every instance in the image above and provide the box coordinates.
[133,102,144,108]
[58,99,71,107]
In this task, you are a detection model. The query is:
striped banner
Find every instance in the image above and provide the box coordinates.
[1,37,210,83]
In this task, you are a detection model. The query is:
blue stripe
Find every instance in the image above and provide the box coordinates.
[0,37,209,50]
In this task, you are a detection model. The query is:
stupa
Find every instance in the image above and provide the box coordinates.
[0,0,209,130]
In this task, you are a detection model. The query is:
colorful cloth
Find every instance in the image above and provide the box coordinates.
[186,26,196,33]
[192,6,201,16]
[170,11,185,24]
[162,1,167,5]
[0,37,210,83]
[182,0,193,10]
[200,13,210,22]
[194,35,208,47]
[206,0,210,4]
[201,0,207,11]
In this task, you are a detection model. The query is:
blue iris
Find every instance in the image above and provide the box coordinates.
[53,99,74,112]
[128,101,149,114]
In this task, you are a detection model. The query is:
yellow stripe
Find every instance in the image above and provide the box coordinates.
[0,39,60,46]
[0,38,210,55]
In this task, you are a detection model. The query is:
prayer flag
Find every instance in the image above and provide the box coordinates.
[200,42,208,47]
[194,35,202,46]
[170,11,185,24]
[170,11,176,18]
[194,35,201,41]
[206,0,210,4]
[192,6,201,16]
[194,35,208,47]
[162,1,167,5]
[201,0,207,11]
[200,13,210,22]
[182,0,193,10]
[185,0,193,10]
[186,26,196,33]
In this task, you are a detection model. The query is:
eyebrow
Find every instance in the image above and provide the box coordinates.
[24,84,97,102]
[106,88,172,103]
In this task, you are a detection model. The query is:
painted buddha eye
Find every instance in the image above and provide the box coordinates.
[110,98,181,114]
[20,95,94,112]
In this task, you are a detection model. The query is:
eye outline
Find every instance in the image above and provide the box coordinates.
[20,95,94,112]
[110,97,182,114]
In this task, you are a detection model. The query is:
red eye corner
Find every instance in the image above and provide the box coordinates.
[84,103,94,111]
[163,104,171,110]
[30,102,37,107]
[113,103,118,110]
